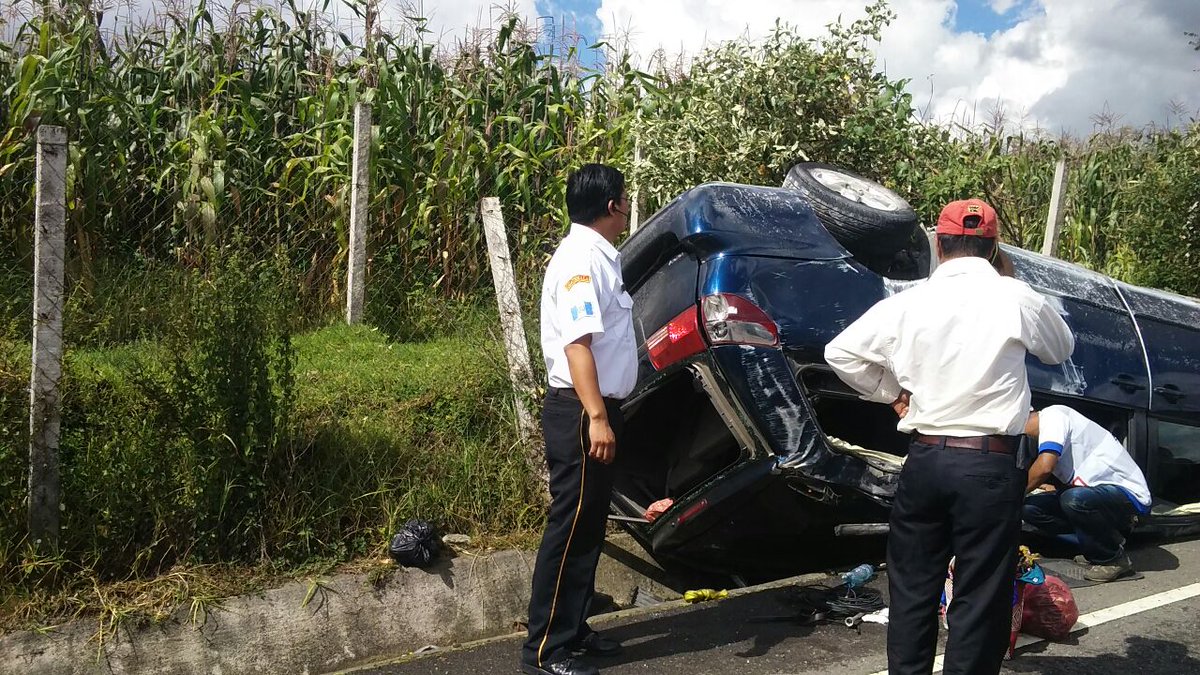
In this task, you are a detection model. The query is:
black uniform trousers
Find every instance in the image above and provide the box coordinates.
[886,438,1025,675]
[523,391,623,668]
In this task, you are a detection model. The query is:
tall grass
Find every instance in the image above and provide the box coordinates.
[0,315,542,625]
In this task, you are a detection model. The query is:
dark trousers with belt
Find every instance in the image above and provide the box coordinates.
[887,438,1025,675]
[523,390,622,668]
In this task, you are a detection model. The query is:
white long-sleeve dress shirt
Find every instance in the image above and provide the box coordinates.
[824,256,1075,436]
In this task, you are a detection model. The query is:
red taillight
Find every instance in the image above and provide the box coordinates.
[676,498,709,525]
[702,293,779,347]
[647,306,705,371]
[647,293,780,371]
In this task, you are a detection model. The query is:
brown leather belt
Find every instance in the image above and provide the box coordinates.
[914,434,1018,455]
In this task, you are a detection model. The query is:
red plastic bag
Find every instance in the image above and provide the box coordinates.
[1021,575,1079,640]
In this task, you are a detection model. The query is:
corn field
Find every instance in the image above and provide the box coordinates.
[2,0,1197,350]
[1,0,648,348]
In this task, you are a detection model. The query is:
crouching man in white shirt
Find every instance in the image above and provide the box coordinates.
[1023,405,1152,582]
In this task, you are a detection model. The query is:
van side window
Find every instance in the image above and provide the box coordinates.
[1156,420,1200,506]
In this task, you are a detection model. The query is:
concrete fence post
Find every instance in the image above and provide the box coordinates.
[346,101,371,324]
[29,126,68,548]
[479,198,547,487]
[1042,158,1068,258]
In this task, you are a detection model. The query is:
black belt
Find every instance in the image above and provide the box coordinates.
[913,433,1018,455]
[548,387,624,405]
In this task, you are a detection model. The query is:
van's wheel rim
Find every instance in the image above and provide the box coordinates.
[809,168,906,212]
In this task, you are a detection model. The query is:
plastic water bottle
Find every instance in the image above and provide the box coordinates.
[841,563,875,589]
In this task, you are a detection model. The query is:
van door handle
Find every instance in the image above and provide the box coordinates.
[1154,385,1186,403]
[1110,374,1146,393]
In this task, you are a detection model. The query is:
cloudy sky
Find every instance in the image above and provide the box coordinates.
[410,0,1200,136]
[31,0,1200,135]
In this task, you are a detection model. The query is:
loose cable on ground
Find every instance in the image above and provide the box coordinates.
[750,584,886,625]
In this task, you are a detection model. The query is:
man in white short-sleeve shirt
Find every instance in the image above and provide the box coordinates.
[523,164,635,675]
[539,227,637,403]
[1023,405,1151,582]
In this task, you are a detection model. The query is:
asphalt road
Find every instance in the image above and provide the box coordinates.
[342,536,1200,675]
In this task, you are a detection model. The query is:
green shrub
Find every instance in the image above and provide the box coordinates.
[38,240,297,575]
[1110,129,1200,296]
[637,1,917,213]
[153,241,297,563]
[1,308,541,596]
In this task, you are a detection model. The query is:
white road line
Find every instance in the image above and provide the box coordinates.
[867,581,1200,675]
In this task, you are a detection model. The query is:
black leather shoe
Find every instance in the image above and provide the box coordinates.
[576,631,622,656]
[519,657,600,675]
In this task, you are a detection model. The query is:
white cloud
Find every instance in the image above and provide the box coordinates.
[377,0,539,43]
[72,1,540,48]
[595,0,1200,135]
[596,0,879,61]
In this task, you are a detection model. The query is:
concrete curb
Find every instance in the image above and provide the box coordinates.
[338,567,835,674]
[0,534,697,675]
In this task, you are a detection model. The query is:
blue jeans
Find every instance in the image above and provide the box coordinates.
[1023,485,1140,563]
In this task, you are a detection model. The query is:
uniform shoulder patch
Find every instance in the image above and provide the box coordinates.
[569,302,595,322]
[564,274,591,291]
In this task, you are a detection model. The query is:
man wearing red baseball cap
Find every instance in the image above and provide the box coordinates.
[826,198,1075,675]
[937,198,1000,236]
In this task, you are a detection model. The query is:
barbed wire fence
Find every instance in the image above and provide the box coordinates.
[356,90,548,482]
[6,102,555,546]
[0,122,37,559]
[0,133,35,350]
[0,1,637,554]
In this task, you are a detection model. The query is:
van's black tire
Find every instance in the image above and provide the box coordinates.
[783,163,918,256]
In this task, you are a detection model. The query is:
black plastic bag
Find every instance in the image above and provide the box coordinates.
[389,519,440,568]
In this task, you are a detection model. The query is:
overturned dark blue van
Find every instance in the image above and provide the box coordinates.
[612,165,1200,577]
